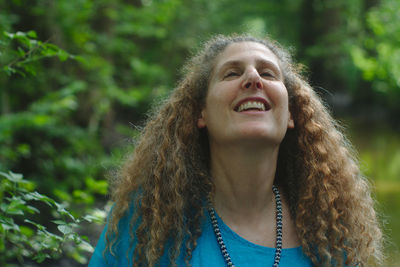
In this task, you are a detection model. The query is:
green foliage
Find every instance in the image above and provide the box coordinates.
[0,27,110,264]
[1,31,72,77]
[0,28,109,209]
[0,171,105,266]
[350,0,400,109]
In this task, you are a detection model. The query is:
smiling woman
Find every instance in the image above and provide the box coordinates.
[198,42,294,147]
[89,35,383,267]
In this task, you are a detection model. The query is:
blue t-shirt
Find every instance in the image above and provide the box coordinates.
[89,206,313,267]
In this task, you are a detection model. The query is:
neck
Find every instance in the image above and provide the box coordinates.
[209,141,280,222]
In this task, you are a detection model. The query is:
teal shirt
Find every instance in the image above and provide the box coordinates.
[89,206,313,267]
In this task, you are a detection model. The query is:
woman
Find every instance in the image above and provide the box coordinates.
[89,35,383,266]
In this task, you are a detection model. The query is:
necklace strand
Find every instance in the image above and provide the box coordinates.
[208,185,283,267]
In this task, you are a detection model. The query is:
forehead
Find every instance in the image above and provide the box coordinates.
[213,41,280,71]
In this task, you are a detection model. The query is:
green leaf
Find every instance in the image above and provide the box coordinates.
[79,240,94,252]
[24,191,56,207]
[4,31,15,39]
[82,215,94,222]
[33,252,50,263]
[7,195,26,205]
[5,208,24,216]
[52,220,66,225]
[4,196,26,215]
[0,203,8,212]
[85,177,108,195]
[0,217,19,231]
[15,31,27,37]
[54,202,75,221]
[3,65,17,76]
[58,49,69,61]
[22,64,37,76]
[32,114,52,126]
[20,225,34,237]
[26,205,40,214]
[42,43,60,57]
[27,30,37,38]
[2,222,20,231]
[57,224,73,235]
[0,171,23,183]
[17,47,26,57]
[24,219,46,231]
[82,213,103,224]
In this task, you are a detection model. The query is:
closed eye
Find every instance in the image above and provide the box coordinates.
[224,71,240,79]
[260,71,275,78]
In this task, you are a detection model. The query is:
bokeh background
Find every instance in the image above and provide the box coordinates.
[1,0,399,266]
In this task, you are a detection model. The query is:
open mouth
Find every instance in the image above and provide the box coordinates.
[234,99,271,112]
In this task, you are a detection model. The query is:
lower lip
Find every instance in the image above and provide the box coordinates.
[236,110,269,115]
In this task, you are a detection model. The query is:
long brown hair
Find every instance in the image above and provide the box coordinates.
[106,34,383,266]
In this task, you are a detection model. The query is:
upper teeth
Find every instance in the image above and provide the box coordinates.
[237,101,266,112]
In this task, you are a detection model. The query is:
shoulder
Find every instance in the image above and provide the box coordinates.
[89,202,137,266]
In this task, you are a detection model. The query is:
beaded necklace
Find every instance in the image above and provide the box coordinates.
[207,185,283,267]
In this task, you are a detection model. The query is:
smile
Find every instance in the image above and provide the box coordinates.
[234,98,271,112]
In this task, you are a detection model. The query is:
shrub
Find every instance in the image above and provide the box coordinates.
[0,171,105,266]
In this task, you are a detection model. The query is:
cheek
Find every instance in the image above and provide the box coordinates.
[270,85,290,115]
[273,84,289,103]
[207,89,230,108]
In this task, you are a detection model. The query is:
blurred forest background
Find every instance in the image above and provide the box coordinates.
[1,0,399,266]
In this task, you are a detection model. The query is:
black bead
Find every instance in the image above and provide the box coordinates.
[208,185,282,267]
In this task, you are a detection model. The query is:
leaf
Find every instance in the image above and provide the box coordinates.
[0,203,8,212]
[3,65,17,76]
[54,202,75,221]
[15,34,31,48]
[24,219,46,231]
[58,49,69,61]
[33,252,50,263]
[7,195,26,205]
[4,31,15,39]
[42,43,60,57]
[27,30,37,38]
[0,171,23,183]
[82,215,94,222]
[17,47,26,57]
[5,208,24,216]
[85,177,108,195]
[52,220,66,225]
[15,31,27,37]
[22,64,37,76]
[29,39,38,47]
[20,225,34,237]
[5,196,26,215]
[26,205,40,214]
[82,213,103,224]
[78,240,94,253]
[0,217,20,231]
[2,222,20,231]
[24,191,56,207]
[57,224,73,235]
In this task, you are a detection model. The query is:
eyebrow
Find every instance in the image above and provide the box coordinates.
[217,59,282,78]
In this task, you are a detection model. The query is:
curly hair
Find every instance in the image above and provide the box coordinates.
[105,34,383,266]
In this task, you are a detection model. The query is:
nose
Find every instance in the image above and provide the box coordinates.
[242,69,263,90]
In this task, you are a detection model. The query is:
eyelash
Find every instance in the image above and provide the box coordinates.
[224,70,275,79]
[224,71,239,78]
[261,71,274,78]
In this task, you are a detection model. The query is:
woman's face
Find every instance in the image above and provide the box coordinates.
[197,41,294,146]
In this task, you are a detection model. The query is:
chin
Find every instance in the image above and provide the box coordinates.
[236,128,285,143]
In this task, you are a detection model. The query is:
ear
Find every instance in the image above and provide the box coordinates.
[287,112,294,129]
[197,110,207,128]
